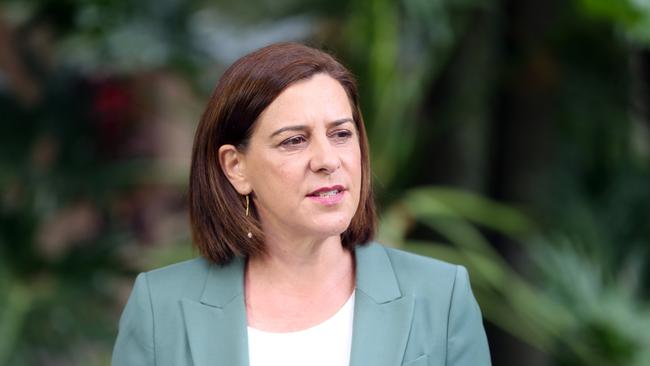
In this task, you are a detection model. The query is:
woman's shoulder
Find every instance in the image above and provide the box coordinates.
[363,242,468,296]
[135,257,213,303]
[145,256,212,281]
[365,244,491,364]
[383,244,457,272]
[364,241,458,274]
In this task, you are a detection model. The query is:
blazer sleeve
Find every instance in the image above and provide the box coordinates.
[112,273,155,366]
[446,265,491,366]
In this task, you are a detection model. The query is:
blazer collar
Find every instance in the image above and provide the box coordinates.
[353,242,403,303]
[182,256,248,365]
[196,243,402,306]
[349,243,415,366]
[199,256,245,308]
[183,243,414,366]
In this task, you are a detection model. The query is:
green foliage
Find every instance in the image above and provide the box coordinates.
[343,0,487,189]
[532,238,650,366]
[576,0,650,45]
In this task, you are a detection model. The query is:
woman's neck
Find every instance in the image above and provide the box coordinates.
[246,235,353,296]
[244,235,355,332]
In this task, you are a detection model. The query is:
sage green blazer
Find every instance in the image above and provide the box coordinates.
[112,242,491,366]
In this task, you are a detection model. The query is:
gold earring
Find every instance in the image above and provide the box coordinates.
[245,194,252,238]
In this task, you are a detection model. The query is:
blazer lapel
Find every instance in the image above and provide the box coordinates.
[349,244,415,366]
[180,243,414,366]
[181,257,249,366]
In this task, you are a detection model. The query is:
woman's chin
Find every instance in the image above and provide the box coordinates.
[303,215,353,239]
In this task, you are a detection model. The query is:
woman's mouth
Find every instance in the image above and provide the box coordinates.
[307,186,346,205]
[312,189,340,197]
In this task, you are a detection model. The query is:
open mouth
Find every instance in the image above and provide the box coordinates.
[307,185,345,198]
[311,189,340,197]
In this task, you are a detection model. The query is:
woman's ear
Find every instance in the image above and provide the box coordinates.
[218,144,252,195]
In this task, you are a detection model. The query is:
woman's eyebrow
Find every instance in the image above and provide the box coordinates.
[327,118,354,128]
[269,118,354,138]
[269,125,307,138]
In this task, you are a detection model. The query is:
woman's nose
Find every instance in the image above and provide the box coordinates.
[309,137,340,174]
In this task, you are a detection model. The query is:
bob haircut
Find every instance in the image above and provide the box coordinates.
[189,42,376,265]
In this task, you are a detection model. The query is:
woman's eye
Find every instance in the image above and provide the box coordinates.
[280,136,307,147]
[330,130,353,142]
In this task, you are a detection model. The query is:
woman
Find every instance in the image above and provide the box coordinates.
[112,43,491,366]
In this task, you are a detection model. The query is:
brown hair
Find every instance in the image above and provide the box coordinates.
[189,42,376,264]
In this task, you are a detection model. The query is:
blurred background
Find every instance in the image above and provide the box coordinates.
[1,0,649,365]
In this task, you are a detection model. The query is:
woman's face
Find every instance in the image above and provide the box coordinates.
[239,73,361,242]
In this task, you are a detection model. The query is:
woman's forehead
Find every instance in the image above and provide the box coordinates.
[254,75,353,132]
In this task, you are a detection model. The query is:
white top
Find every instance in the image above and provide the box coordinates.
[247,291,355,366]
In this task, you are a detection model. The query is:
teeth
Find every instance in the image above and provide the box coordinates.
[317,190,339,197]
